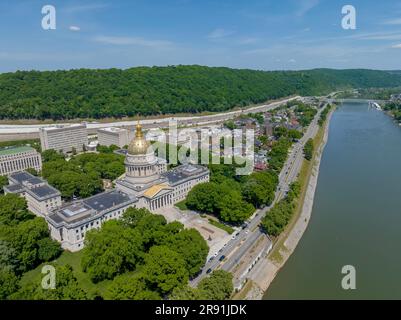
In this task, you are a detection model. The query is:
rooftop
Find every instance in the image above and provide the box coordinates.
[27,184,60,200]
[40,124,86,132]
[99,127,127,133]
[9,171,44,185]
[47,190,137,227]
[0,146,36,156]
[163,164,208,185]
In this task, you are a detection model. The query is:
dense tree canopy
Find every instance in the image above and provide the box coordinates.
[170,270,233,300]
[81,207,208,296]
[1,66,401,120]
[41,151,124,199]
[303,139,314,161]
[81,221,144,283]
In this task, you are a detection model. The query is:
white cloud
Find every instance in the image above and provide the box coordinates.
[296,0,320,17]
[93,36,173,48]
[63,3,109,13]
[289,58,296,63]
[347,31,401,41]
[391,44,401,48]
[237,37,259,45]
[382,18,401,25]
[207,28,235,39]
[69,26,81,32]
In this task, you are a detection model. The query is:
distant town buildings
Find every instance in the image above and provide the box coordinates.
[390,94,401,103]
[39,124,88,154]
[4,171,61,216]
[97,127,130,148]
[0,146,42,176]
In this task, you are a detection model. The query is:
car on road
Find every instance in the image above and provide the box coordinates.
[206,268,212,274]
[245,230,249,235]
[235,232,240,237]
[219,255,225,261]
[209,256,214,262]
[241,223,248,229]
[213,252,218,257]
[231,235,236,240]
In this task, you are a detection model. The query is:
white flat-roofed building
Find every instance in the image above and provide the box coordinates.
[0,146,42,176]
[39,124,88,154]
[46,190,138,251]
[4,171,61,217]
[97,127,129,148]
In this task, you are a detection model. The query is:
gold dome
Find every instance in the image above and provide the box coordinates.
[127,121,151,155]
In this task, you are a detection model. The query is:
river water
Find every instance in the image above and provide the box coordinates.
[264,102,401,299]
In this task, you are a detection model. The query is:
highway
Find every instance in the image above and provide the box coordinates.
[0,96,301,135]
[190,103,325,286]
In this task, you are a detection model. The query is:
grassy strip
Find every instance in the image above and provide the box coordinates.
[232,279,254,300]
[208,219,235,234]
[175,199,188,211]
[20,250,112,298]
[268,116,328,263]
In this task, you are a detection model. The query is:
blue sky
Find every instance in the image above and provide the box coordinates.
[1,0,401,72]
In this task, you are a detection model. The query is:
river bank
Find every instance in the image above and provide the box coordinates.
[238,107,335,300]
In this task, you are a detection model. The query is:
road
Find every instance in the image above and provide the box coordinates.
[190,103,325,286]
[0,96,301,135]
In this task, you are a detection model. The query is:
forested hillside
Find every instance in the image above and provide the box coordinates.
[1,66,401,120]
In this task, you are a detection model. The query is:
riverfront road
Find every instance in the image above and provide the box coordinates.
[190,105,325,287]
[0,96,301,135]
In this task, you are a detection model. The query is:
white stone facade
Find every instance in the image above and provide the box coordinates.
[0,146,42,176]
[39,124,88,154]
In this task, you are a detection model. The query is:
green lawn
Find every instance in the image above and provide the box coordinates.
[20,250,112,298]
[175,199,188,211]
[208,219,235,234]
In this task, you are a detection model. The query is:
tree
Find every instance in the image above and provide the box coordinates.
[198,270,233,300]
[303,138,314,161]
[169,285,205,300]
[241,171,278,208]
[37,238,62,262]
[41,149,65,162]
[186,182,220,214]
[167,229,208,277]
[217,190,254,224]
[142,246,189,295]
[0,269,19,300]
[106,273,160,300]
[81,221,144,282]
[0,193,33,225]
[2,217,51,272]
[26,167,38,176]
[0,175,8,194]
[0,240,19,272]
[11,265,87,300]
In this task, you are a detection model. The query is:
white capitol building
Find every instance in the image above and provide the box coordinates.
[43,122,209,251]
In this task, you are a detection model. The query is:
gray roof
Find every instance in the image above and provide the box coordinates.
[27,184,60,200]
[47,190,137,228]
[163,164,209,185]
[83,191,134,212]
[3,183,24,193]
[9,172,44,185]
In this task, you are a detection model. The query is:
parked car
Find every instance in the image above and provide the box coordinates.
[206,268,212,274]
[219,255,226,261]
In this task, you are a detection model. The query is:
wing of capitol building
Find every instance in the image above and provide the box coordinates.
[17,122,210,252]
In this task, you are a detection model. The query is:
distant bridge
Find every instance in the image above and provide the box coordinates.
[326,98,388,104]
